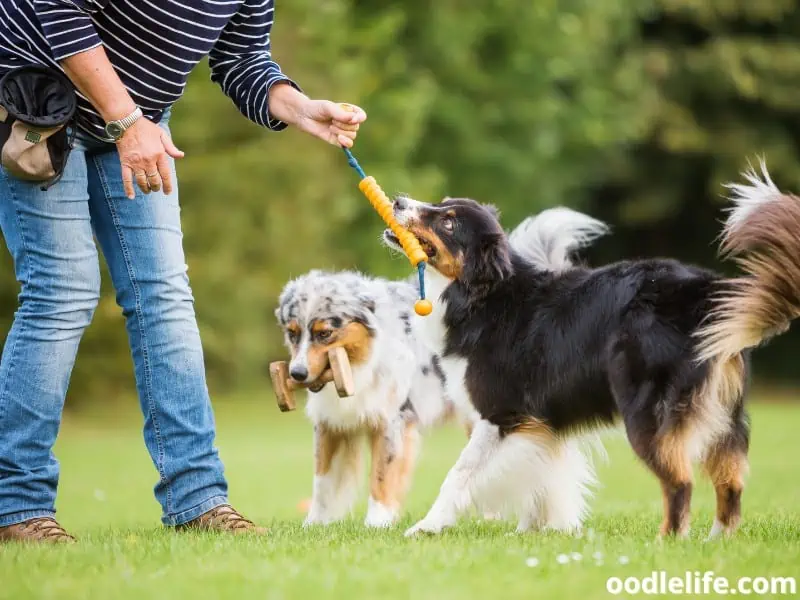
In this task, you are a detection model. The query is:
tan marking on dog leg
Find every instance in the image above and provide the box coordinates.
[651,357,745,538]
[315,423,344,476]
[394,421,420,507]
[704,447,747,537]
[368,421,419,511]
[306,426,363,525]
[654,430,694,538]
[368,424,396,508]
[658,478,692,538]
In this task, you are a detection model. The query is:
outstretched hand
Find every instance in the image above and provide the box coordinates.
[268,82,367,148]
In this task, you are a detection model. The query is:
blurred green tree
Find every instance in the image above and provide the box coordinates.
[583,0,800,379]
[1,0,799,406]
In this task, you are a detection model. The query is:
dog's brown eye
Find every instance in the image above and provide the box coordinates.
[288,331,300,344]
[316,330,332,342]
[442,217,454,232]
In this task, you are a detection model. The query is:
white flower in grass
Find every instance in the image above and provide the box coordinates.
[571,552,582,561]
[556,553,570,564]
[618,555,630,565]
[592,551,603,560]
[525,557,540,568]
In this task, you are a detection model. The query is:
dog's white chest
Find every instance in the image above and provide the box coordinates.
[413,270,450,352]
[441,355,479,423]
[412,271,480,424]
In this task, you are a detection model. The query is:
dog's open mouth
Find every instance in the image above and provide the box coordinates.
[308,379,327,393]
[383,229,437,258]
[302,363,333,394]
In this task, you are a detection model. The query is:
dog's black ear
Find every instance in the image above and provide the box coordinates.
[462,232,514,288]
[483,204,501,221]
[443,232,513,318]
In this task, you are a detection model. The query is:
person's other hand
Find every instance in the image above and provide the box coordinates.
[117,118,184,199]
[269,83,367,148]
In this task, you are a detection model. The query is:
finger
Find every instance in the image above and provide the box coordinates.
[343,105,367,124]
[329,123,358,138]
[147,169,162,193]
[337,133,354,148]
[134,170,151,194]
[161,133,185,159]
[324,101,367,125]
[331,125,357,142]
[122,166,135,200]
[328,102,357,123]
[331,120,360,132]
[157,155,173,196]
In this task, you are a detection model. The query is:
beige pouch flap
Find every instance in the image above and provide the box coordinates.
[0,120,61,181]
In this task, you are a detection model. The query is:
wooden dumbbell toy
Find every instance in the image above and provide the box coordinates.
[269,346,355,412]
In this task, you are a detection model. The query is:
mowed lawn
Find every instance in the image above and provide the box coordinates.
[1,395,799,600]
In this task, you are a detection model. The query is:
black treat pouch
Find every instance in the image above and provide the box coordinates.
[0,65,77,189]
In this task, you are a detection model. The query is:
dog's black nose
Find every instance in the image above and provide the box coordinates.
[290,366,308,381]
[394,196,408,210]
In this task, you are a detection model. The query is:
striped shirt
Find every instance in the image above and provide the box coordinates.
[0,0,298,140]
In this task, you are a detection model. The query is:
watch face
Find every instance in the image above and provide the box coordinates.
[105,122,124,139]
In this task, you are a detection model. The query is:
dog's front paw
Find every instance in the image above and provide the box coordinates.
[365,497,398,528]
[364,513,396,529]
[404,517,449,537]
[302,516,322,528]
[705,519,736,542]
[303,511,333,527]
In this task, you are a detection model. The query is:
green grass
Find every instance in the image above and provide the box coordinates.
[1,396,799,600]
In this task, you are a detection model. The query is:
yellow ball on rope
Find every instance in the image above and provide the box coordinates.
[414,299,433,316]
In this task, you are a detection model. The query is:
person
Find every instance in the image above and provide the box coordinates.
[0,0,366,543]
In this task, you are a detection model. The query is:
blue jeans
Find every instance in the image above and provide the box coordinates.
[0,115,228,526]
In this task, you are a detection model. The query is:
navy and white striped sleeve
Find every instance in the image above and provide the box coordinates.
[32,0,107,61]
[208,0,300,131]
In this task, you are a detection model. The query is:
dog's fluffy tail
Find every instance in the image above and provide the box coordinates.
[508,207,609,272]
[695,159,800,363]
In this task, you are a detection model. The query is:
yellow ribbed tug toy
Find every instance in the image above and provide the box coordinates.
[342,147,432,317]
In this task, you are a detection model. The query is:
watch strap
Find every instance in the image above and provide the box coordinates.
[117,107,143,131]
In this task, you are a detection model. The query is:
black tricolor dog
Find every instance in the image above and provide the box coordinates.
[387,161,798,539]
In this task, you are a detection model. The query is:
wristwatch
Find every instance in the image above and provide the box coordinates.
[104,107,143,141]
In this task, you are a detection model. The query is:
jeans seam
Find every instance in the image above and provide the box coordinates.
[92,155,172,514]
[0,176,30,425]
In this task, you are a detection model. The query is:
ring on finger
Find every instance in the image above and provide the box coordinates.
[134,172,152,191]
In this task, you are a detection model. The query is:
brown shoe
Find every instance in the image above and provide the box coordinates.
[175,504,267,535]
[0,517,76,544]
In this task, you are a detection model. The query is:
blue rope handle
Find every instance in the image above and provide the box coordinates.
[343,148,366,179]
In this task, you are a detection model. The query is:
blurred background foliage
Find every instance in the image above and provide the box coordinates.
[2,0,800,407]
